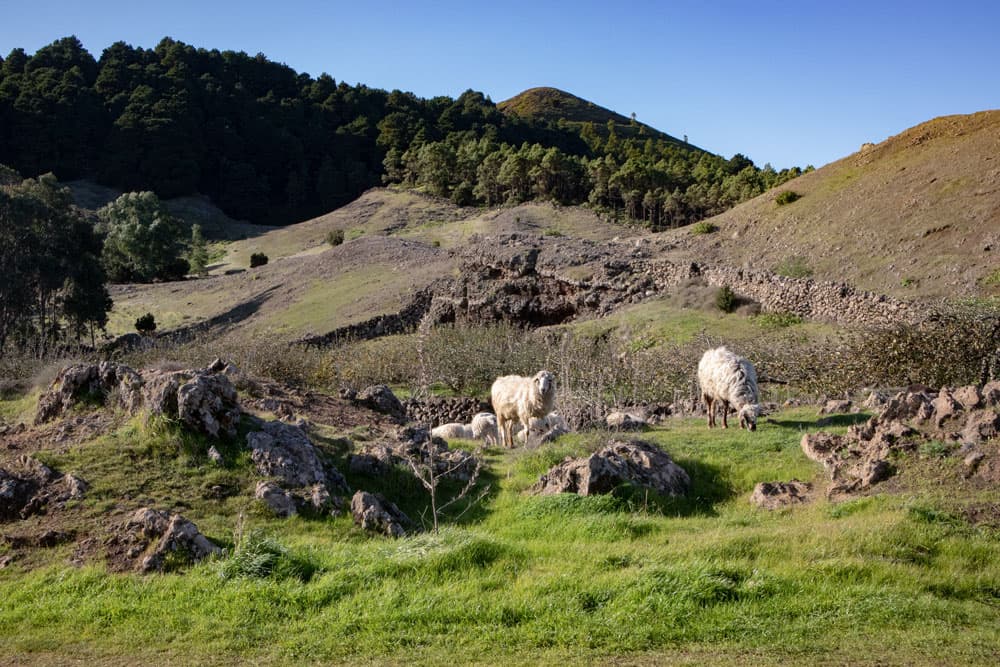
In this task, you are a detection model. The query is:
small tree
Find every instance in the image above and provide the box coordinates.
[250,252,268,268]
[188,224,209,276]
[135,312,156,335]
[715,285,737,313]
[98,191,188,282]
[403,440,486,534]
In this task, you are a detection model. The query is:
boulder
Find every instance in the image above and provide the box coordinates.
[0,457,86,521]
[953,385,982,411]
[175,372,241,438]
[247,420,347,491]
[356,385,406,422]
[982,381,1000,407]
[863,390,889,410]
[819,399,852,415]
[931,389,961,428]
[531,439,689,497]
[962,410,1000,445]
[350,427,478,482]
[750,480,811,510]
[117,508,221,573]
[879,390,933,423]
[800,432,846,468]
[350,491,411,537]
[605,411,648,431]
[254,481,297,518]
[35,362,144,424]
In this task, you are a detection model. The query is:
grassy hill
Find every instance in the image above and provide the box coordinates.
[669,110,1000,300]
[499,87,696,148]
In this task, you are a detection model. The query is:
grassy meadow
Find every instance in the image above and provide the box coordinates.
[2,401,999,666]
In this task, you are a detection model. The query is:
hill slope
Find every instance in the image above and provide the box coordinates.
[671,110,1000,299]
[499,87,695,148]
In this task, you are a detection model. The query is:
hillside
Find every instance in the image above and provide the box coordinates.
[499,86,694,147]
[671,110,1000,300]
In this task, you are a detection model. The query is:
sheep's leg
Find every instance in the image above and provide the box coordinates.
[703,394,714,428]
[496,416,506,448]
[721,400,730,429]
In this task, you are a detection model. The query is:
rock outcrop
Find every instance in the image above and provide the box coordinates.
[750,480,811,510]
[803,383,1000,496]
[355,385,406,422]
[111,508,221,573]
[0,457,87,521]
[349,427,478,482]
[246,419,348,517]
[35,362,241,439]
[350,491,412,537]
[531,439,690,497]
[35,362,143,424]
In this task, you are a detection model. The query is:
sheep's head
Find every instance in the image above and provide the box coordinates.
[739,404,761,432]
[533,370,555,398]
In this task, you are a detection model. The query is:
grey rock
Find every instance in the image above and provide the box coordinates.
[254,481,297,518]
[750,480,811,510]
[121,507,222,573]
[819,399,852,415]
[531,439,690,497]
[962,410,1000,445]
[207,446,224,465]
[356,385,406,421]
[247,420,345,490]
[350,491,411,537]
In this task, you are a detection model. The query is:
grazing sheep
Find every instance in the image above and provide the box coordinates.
[697,346,761,431]
[491,371,557,448]
[430,422,474,440]
[470,412,499,446]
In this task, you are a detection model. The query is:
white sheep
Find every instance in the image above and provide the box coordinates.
[491,370,557,448]
[697,346,761,431]
[514,411,569,445]
[470,412,499,446]
[430,422,474,440]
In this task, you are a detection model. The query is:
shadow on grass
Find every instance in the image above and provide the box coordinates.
[613,457,733,518]
[767,412,870,430]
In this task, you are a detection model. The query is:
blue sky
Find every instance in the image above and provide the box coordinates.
[2,1,998,168]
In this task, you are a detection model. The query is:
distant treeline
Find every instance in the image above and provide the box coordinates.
[0,36,808,226]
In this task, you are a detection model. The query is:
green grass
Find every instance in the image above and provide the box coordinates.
[1,408,999,665]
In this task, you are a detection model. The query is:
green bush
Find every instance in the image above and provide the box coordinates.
[135,312,156,335]
[249,252,268,268]
[217,528,318,582]
[326,229,345,247]
[775,190,800,206]
[690,221,717,235]
[715,285,737,313]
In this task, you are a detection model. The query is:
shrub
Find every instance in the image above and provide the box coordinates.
[773,256,813,279]
[982,268,1000,287]
[326,229,345,247]
[715,285,737,313]
[249,252,268,268]
[775,190,800,206]
[135,313,156,335]
[753,312,802,328]
[690,221,717,235]
[217,527,318,582]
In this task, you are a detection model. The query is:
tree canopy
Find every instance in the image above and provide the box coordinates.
[0,36,808,228]
[0,167,111,357]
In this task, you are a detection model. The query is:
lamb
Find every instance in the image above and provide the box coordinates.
[470,412,499,446]
[430,422,474,440]
[490,370,557,448]
[697,346,761,431]
[515,412,569,445]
